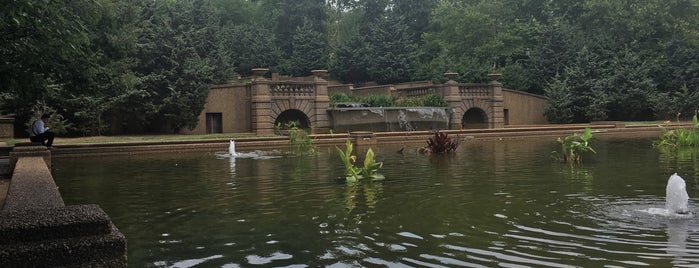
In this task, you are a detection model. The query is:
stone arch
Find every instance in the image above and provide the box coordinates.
[274,109,311,130]
[454,98,496,129]
[271,97,316,127]
[462,108,488,129]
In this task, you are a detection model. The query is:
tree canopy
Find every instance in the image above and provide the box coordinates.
[2,0,699,135]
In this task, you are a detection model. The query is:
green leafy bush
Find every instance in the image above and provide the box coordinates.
[329,92,353,106]
[552,127,596,163]
[331,93,446,108]
[286,121,315,155]
[422,93,447,107]
[336,139,384,182]
[654,114,699,148]
[395,97,423,107]
[360,95,395,107]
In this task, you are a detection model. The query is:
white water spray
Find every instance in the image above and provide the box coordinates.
[666,173,690,214]
[229,140,237,157]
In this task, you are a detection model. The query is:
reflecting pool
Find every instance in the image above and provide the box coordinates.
[52,137,699,267]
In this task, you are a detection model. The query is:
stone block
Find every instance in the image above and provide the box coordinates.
[0,205,126,267]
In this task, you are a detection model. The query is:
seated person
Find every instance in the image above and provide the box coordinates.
[29,113,55,148]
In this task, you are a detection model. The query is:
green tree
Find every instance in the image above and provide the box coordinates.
[392,0,437,43]
[330,33,372,83]
[283,20,328,77]
[220,23,281,76]
[134,0,231,133]
[271,0,327,63]
[365,14,420,84]
[0,0,99,135]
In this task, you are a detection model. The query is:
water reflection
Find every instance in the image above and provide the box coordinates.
[559,165,595,193]
[659,147,699,185]
[667,218,690,265]
[344,182,383,219]
[229,157,236,178]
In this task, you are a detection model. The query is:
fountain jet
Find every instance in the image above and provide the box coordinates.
[666,173,690,214]
[229,140,238,157]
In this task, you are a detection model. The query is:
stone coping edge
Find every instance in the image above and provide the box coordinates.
[0,204,112,244]
[1,124,683,157]
[0,223,126,267]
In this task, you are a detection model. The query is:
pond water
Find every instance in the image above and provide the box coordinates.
[51,137,699,267]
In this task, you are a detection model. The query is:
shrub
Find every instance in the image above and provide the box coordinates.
[552,127,596,164]
[395,97,423,107]
[425,130,460,154]
[286,121,315,155]
[422,93,447,107]
[654,114,699,148]
[329,92,353,107]
[360,95,395,107]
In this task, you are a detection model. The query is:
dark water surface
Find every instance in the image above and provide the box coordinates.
[52,137,699,267]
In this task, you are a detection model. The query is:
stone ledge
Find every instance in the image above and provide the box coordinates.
[0,204,113,244]
[4,156,63,211]
[0,223,126,267]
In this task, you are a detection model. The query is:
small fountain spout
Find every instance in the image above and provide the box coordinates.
[666,173,690,214]
[229,140,238,157]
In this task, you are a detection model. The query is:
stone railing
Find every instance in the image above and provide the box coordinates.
[0,145,126,267]
[458,83,492,98]
[270,82,316,97]
[394,86,439,99]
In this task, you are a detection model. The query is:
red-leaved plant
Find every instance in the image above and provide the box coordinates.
[426,130,460,154]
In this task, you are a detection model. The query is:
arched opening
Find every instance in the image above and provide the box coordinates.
[274,109,311,133]
[462,108,488,129]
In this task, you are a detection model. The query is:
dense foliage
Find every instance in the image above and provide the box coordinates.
[329,93,447,108]
[655,114,699,148]
[2,0,699,135]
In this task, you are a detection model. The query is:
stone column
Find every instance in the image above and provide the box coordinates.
[250,68,274,136]
[488,73,505,128]
[443,72,463,130]
[312,70,331,133]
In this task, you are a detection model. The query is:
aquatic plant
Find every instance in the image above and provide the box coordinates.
[286,121,315,155]
[654,114,699,148]
[425,130,460,154]
[336,139,384,182]
[552,127,596,164]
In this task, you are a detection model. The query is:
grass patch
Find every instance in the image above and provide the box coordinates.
[48,133,261,145]
[0,134,266,147]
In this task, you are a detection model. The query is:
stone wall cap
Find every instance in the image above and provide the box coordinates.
[0,204,112,244]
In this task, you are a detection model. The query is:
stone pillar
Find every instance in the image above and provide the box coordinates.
[443,73,463,130]
[488,73,505,128]
[311,69,328,80]
[250,68,274,136]
[312,70,330,133]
